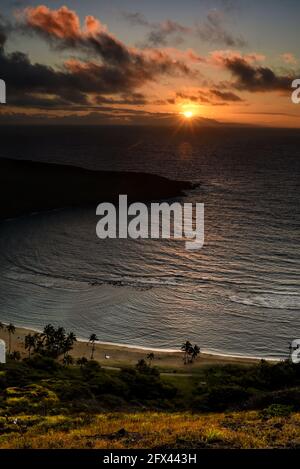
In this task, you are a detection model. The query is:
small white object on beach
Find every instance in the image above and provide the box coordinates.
[105,354,110,359]
[0,339,6,363]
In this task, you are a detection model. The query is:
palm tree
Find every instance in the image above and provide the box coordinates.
[62,332,77,358]
[24,333,37,358]
[89,334,98,359]
[42,324,55,343]
[77,357,88,368]
[62,354,74,367]
[147,352,155,365]
[181,340,193,364]
[6,323,16,355]
[192,344,200,361]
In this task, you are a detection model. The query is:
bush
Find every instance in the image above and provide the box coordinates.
[195,385,252,411]
[260,404,294,419]
[49,379,94,401]
[4,384,59,414]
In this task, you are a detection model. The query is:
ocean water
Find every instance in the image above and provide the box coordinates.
[0,126,299,358]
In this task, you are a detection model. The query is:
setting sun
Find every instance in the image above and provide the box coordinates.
[183,110,193,119]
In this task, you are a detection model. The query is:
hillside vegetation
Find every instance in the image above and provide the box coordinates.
[1,354,300,448]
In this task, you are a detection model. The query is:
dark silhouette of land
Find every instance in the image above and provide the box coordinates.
[0,157,193,220]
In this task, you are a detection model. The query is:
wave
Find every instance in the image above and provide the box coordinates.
[2,268,188,291]
[229,292,300,310]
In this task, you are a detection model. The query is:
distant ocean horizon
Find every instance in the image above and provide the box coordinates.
[0,126,299,359]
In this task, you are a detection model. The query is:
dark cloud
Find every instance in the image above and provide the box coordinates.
[145,20,191,47]
[123,12,190,47]
[0,14,10,48]
[195,10,246,47]
[210,89,243,101]
[122,12,149,27]
[0,49,153,108]
[175,88,243,104]
[219,55,295,92]
[95,92,148,106]
[0,6,195,111]
[123,8,246,47]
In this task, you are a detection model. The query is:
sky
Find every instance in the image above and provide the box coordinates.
[0,0,299,126]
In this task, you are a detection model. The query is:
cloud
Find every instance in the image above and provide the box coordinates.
[22,5,195,72]
[123,12,191,47]
[174,88,243,105]
[209,89,243,101]
[122,11,149,27]
[211,50,265,65]
[195,10,246,47]
[0,13,12,48]
[23,5,134,65]
[0,5,197,111]
[123,8,246,47]
[281,53,297,65]
[0,26,7,48]
[94,92,148,106]
[146,20,191,47]
[1,48,189,109]
[22,5,194,73]
[212,50,295,93]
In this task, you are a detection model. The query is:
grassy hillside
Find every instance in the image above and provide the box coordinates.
[1,410,300,449]
[1,354,300,448]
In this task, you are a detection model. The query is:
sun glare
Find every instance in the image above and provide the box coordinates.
[183,110,193,119]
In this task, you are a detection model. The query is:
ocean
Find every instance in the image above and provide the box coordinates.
[0,125,299,358]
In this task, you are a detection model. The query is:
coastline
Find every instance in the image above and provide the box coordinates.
[0,325,273,370]
[0,157,194,220]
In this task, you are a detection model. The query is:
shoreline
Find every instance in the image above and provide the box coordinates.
[0,157,194,220]
[0,325,278,370]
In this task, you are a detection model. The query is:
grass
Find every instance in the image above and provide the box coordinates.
[1,356,300,448]
[1,411,300,449]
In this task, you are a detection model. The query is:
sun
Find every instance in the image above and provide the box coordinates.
[183,110,193,119]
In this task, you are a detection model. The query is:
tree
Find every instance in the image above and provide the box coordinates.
[89,334,98,360]
[0,322,4,331]
[62,354,74,367]
[24,333,37,358]
[181,341,201,364]
[62,332,77,358]
[10,351,21,361]
[136,359,149,373]
[36,324,77,358]
[181,340,193,364]
[22,325,77,359]
[147,352,155,366]
[77,357,88,368]
[192,344,200,361]
[6,323,16,355]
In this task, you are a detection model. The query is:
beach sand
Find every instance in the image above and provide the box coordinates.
[0,325,264,371]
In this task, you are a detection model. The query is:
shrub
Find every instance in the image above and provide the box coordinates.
[195,385,251,411]
[4,384,59,414]
[260,404,294,419]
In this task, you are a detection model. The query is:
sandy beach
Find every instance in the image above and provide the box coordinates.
[0,325,263,371]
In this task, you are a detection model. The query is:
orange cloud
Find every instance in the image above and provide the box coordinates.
[25,5,81,39]
[281,53,297,65]
[210,50,266,66]
[24,5,107,40]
